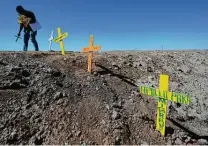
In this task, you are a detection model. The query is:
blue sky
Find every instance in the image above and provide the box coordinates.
[1,0,208,51]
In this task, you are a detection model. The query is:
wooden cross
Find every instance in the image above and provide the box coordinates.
[82,35,101,73]
[139,74,191,136]
[53,27,68,55]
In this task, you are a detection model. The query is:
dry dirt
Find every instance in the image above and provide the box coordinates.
[0,50,208,145]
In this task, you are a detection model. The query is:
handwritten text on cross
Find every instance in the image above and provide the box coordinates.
[139,74,191,136]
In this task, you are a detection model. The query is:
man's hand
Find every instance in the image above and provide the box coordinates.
[17,32,21,37]
[15,33,22,42]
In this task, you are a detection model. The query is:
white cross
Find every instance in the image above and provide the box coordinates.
[48,31,54,51]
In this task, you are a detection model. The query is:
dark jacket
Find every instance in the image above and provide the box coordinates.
[22,10,37,24]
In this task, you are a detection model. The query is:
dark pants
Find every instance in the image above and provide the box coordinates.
[23,29,39,51]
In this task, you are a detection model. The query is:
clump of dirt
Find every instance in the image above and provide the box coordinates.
[0,50,207,145]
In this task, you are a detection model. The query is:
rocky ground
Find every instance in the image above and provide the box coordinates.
[0,50,207,145]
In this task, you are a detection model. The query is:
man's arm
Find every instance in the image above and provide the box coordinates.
[18,23,24,35]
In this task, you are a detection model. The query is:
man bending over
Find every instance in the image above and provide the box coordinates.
[16,5,39,51]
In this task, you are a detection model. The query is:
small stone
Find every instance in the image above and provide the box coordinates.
[106,104,110,110]
[114,67,119,70]
[68,133,73,139]
[118,101,122,107]
[147,66,154,72]
[96,86,99,91]
[40,87,47,95]
[118,58,123,61]
[112,62,117,66]
[150,124,154,129]
[102,82,107,86]
[112,103,122,109]
[22,70,31,77]
[122,61,127,64]
[8,81,26,89]
[171,134,176,139]
[139,61,146,67]
[126,54,133,59]
[175,138,183,145]
[0,124,4,129]
[167,139,172,145]
[11,129,17,137]
[75,131,82,137]
[141,140,148,145]
[111,110,121,120]
[178,131,186,137]
[54,92,63,100]
[155,70,162,74]
[132,62,137,67]
[185,137,191,143]
[58,108,64,114]
[87,76,91,81]
[10,66,22,72]
[117,64,122,68]
[57,98,64,104]
[191,139,197,143]
[34,137,43,145]
[101,120,106,125]
[197,139,208,145]
[13,54,17,58]
[129,98,134,103]
[177,65,191,73]
[93,71,98,76]
[127,63,133,67]
[52,70,61,77]
[63,92,67,97]
[63,100,68,107]
[0,59,7,66]
[58,124,64,130]
[46,68,52,73]
[148,76,154,82]
[115,136,121,145]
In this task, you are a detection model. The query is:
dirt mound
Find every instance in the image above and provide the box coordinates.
[0,51,208,145]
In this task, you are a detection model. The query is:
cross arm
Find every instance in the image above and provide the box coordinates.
[139,86,191,105]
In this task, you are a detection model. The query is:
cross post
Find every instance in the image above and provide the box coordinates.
[156,74,168,136]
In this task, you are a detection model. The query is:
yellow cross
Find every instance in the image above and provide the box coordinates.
[18,14,31,27]
[53,27,68,55]
[139,74,191,136]
[82,35,101,73]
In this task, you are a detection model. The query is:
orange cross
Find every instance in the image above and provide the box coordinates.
[82,35,101,73]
